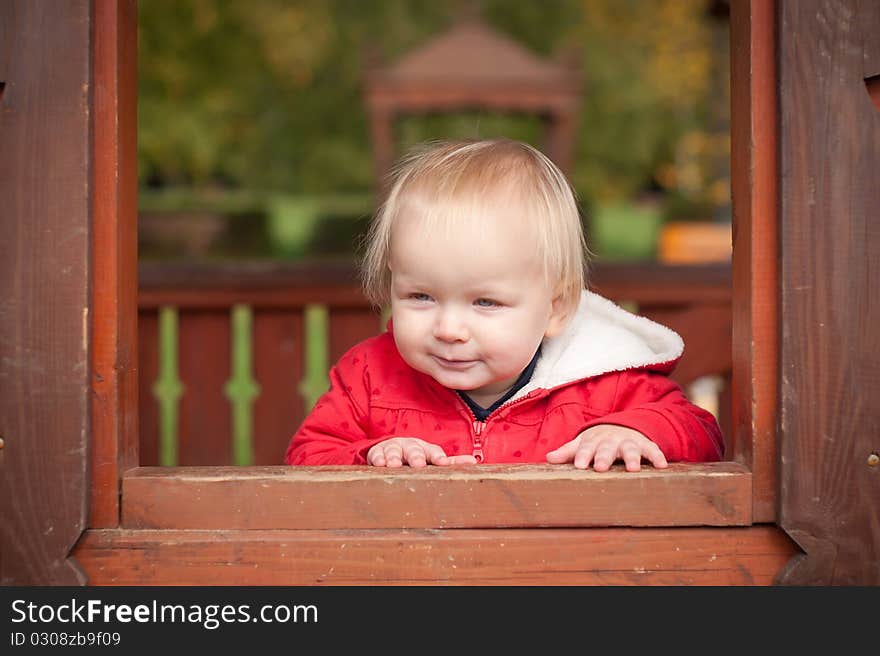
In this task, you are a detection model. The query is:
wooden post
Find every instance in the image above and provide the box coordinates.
[0,0,92,584]
[730,0,779,523]
[776,0,880,584]
[90,0,139,528]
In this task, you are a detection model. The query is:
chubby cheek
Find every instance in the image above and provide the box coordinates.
[485,310,533,343]
[390,314,428,366]
[487,334,535,364]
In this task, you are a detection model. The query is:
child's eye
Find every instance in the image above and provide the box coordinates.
[474,298,498,308]
[409,293,433,302]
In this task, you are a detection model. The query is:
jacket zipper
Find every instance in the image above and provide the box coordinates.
[464,389,548,462]
[471,420,485,463]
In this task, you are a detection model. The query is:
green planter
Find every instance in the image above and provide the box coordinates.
[588,203,663,261]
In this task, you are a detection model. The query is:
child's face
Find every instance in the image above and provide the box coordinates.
[389,204,567,406]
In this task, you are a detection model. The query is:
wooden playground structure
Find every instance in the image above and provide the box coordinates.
[1,0,877,585]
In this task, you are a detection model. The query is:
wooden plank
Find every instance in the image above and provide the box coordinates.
[730,0,779,523]
[777,0,880,585]
[138,262,731,310]
[138,285,371,311]
[591,263,731,305]
[137,311,160,466]
[139,260,362,289]
[177,311,232,465]
[252,310,305,465]
[73,525,797,585]
[0,0,91,584]
[121,463,752,530]
[91,0,139,527]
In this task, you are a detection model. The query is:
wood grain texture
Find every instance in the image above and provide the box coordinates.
[90,0,139,528]
[73,525,798,585]
[0,0,91,584]
[778,0,880,584]
[252,310,305,465]
[729,0,779,523]
[177,311,232,465]
[121,463,752,530]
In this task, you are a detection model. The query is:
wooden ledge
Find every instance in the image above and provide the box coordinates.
[74,525,794,585]
[122,462,751,530]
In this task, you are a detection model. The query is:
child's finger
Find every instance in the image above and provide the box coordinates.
[383,443,403,467]
[619,441,643,472]
[591,441,619,471]
[367,441,393,466]
[545,438,580,464]
[424,445,451,465]
[444,454,478,465]
[642,441,668,469]
[404,444,428,467]
[573,440,599,469]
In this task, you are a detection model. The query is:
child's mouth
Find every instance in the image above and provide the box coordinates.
[432,356,478,370]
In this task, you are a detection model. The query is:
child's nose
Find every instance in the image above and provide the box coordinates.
[433,308,469,343]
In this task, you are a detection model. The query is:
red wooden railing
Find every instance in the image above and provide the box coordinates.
[137,261,732,466]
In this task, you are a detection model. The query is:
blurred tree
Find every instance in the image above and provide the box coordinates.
[138,0,728,215]
[570,0,723,205]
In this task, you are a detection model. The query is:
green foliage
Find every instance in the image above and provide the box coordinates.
[138,0,729,212]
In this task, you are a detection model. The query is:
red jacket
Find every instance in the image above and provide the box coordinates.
[285,291,724,465]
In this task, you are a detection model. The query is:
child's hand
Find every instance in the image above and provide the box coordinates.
[545,425,668,472]
[367,437,478,468]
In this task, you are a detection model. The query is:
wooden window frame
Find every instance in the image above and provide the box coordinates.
[76,0,785,583]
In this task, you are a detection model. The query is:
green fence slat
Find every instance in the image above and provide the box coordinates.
[224,305,261,466]
[152,307,184,466]
[299,304,329,412]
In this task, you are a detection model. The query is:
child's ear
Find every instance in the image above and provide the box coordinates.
[544,294,571,338]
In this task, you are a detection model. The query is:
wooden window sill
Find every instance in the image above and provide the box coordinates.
[122,462,751,530]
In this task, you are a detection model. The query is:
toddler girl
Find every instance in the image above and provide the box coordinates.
[285,139,723,470]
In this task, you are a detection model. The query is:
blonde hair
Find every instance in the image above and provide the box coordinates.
[361,138,589,318]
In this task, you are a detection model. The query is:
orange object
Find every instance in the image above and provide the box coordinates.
[658,221,732,264]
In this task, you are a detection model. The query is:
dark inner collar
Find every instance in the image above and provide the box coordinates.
[457,345,542,421]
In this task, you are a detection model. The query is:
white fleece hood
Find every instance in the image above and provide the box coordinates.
[516,290,684,398]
